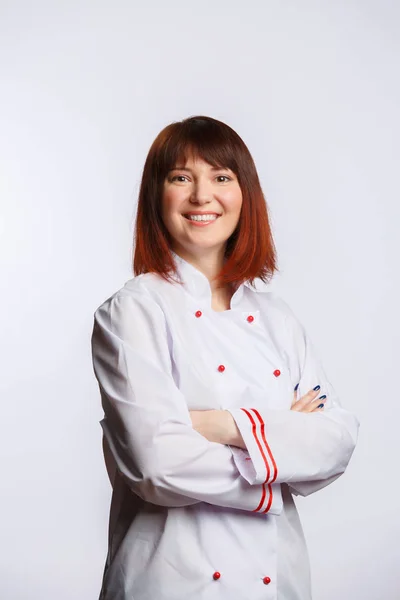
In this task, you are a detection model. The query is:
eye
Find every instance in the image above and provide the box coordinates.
[168,174,232,183]
[170,175,188,182]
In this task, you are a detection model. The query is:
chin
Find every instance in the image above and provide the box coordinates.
[186,241,228,253]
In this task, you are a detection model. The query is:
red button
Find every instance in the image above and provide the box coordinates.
[213,571,221,580]
[273,369,281,377]
[195,310,202,318]
[263,576,271,585]
[217,365,225,373]
[247,315,254,323]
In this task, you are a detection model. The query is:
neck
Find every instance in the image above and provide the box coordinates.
[173,246,227,293]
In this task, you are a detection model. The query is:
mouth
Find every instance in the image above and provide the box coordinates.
[183,213,221,223]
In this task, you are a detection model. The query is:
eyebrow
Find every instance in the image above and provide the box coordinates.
[168,166,231,173]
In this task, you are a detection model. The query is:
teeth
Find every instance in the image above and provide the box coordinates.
[187,214,218,221]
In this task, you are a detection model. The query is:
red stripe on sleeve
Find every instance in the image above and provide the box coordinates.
[263,484,273,513]
[240,408,272,512]
[250,408,278,484]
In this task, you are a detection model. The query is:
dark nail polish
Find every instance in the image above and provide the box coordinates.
[319,395,326,400]
[317,404,324,409]
[294,383,299,391]
[313,385,321,391]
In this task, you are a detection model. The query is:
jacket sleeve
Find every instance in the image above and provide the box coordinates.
[90,289,282,514]
[227,296,359,497]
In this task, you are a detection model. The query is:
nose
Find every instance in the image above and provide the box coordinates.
[190,178,213,205]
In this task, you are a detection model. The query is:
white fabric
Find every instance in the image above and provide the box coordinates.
[91,252,359,600]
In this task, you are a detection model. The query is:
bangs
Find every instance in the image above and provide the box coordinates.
[158,119,240,180]
[134,115,278,286]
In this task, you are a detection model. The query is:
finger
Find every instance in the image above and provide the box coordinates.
[291,384,301,407]
[314,396,327,410]
[293,392,326,414]
[291,387,321,410]
[308,396,327,413]
[298,387,321,405]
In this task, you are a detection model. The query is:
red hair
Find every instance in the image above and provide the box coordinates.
[133,115,278,288]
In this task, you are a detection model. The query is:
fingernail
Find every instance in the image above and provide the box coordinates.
[319,395,326,400]
[294,383,299,391]
[313,385,321,391]
[317,403,325,409]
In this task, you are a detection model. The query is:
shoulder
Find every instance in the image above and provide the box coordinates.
[256,290,298,321]
[256,290,306,339]
[93,273,167,321]
[91,275,173,360]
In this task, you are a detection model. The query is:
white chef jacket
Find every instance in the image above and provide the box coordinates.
[91,251,359,600]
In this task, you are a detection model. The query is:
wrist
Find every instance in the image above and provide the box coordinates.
[220,410,245,447]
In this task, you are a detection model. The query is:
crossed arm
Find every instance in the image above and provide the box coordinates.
[189,385,328,448]
[92,290,359,511]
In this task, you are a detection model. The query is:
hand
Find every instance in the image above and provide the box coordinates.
[189,410,224,444]
[291,386,326,413]
[189,409,245,448]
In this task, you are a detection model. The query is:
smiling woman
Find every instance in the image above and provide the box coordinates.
[161,156,243,268]
[91,115,359,600]
[133,115,278,293]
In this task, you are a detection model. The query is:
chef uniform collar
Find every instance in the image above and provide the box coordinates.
[171,251,268,308]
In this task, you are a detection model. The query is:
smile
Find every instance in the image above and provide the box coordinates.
[183,213,220,225]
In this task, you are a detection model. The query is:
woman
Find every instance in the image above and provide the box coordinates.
[91,115,359,600]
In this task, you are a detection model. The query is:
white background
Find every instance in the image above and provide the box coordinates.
[1,1,399,598]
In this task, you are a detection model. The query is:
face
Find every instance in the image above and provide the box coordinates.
[161,154,243,261]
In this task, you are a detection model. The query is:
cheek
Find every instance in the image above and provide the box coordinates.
[224,190,243,216]
[162,189,184,214]
[161,194,178,223]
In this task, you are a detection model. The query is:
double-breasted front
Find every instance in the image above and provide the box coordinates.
[91,252,359,600]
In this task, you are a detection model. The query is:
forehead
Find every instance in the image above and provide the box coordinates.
[168,164,231,173]
[169,154,232,171]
